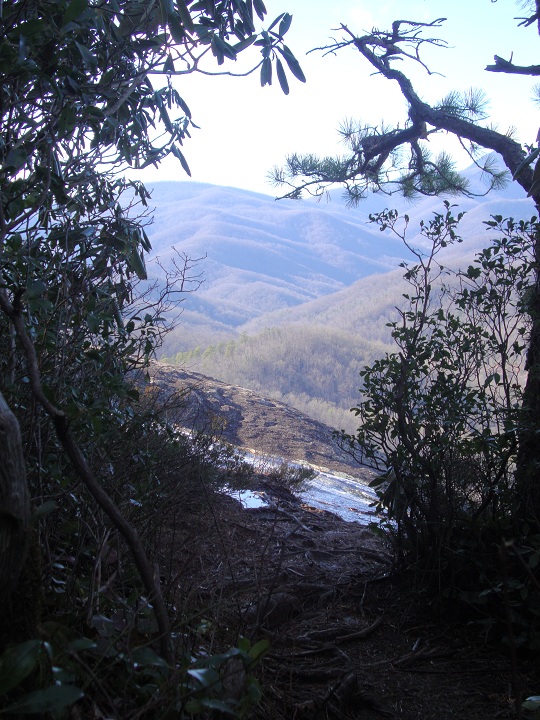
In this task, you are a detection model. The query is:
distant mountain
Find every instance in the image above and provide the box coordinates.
[145,181,411,332]
[145,167,532,349]
[145,167,535,431]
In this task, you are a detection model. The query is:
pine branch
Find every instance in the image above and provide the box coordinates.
[274,20,537,202]
[486,55,540,76]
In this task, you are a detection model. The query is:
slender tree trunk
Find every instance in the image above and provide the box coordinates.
[0,391,30,603]
[515,218,540,527]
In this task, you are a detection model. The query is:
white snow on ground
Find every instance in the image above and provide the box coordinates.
[229,449,380,524]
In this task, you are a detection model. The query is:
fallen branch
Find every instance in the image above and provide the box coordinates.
[336,615,384,642]
[298,615,383,643]
[393,644,446,667]
[267,503,314,532]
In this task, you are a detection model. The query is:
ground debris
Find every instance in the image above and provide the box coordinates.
[160,485,535,720]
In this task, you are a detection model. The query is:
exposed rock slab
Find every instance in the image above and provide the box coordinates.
[149,362,371,478]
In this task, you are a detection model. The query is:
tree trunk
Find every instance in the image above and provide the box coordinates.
[515,219,540,528]
[0,391,30,603]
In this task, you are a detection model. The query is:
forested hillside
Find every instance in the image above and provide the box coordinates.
[153,176,531,430]
[161,269,404,430]
[146,176,530,345]
[164,325,385,431]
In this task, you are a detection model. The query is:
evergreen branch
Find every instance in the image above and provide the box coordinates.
[274,20,536,202]
[486,55,540,76]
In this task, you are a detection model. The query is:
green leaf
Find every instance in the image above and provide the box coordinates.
[277,45,306,82]
[127,249,147,281]
[24,279,47,299]
[75,41,97,72]
[275,57,289,94]
[248,638,269,661]
[278,13,292,38]
[4,146,28,172]
[369,473,390,488]
[523,696,540,711]
[268,13,285,32]
[163,53,175,73]
[184,699,202,714]
[67,638,97,652]
[168,14,185,43]
[237,637,251,653]
[0,641,42,695]
[260,57,272,86]
[140,228,152,252]
[188,667,220,687]
[4,684,84,714]
[32,500,57,521]
[247,676,262,702]
[62,0,89,27]
[89,614,115,638]
[232,34,257,54]
[200,698,236,714]
[171,144,191,176]
[210,35,225,65]
[131,647,168,668]
[212,35,237,61]
[513,147,540,180]
[174,0,195,34]
[87,313,100,334]
[253,0,267,21]
[155,92,174,134]
[177,95,191,118]
[236,1,256,33]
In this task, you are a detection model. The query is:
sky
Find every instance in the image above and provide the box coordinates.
[129,0,538,196]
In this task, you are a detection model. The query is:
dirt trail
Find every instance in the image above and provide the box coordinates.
[149,363,535,719]
[163,487,534,720]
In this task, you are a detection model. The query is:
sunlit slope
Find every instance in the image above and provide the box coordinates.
[146,181,409,330]
[148,173,533,430]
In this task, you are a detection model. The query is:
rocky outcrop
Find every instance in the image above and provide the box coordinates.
[148,362,369,478]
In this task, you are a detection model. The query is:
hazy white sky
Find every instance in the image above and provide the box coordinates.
[131,0,538,195]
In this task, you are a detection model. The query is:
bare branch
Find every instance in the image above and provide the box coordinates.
[486,55,540,75]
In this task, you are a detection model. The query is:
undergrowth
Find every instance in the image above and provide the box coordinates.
[0,380,276,718]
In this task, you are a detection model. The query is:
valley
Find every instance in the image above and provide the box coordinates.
[144,170,532,431]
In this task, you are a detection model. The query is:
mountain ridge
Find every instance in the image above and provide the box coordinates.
[145,171,532,343]
[146,171,534,430]
[145,181,411,329]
